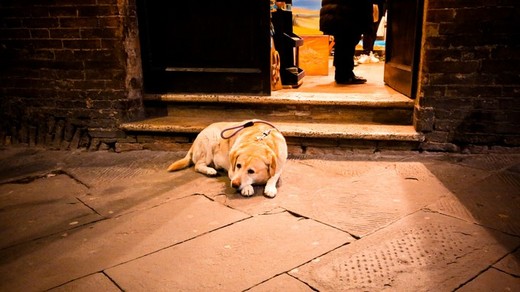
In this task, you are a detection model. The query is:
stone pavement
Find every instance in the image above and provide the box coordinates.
[0,147,519,291]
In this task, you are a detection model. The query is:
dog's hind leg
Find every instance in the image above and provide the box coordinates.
[192,141,218,176]
[194,161,218,176]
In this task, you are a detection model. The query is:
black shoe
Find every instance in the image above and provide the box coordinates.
[335,75,367,85]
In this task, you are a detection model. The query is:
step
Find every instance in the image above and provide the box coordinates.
[119,92,423,153]
[120,115,423,142]
[143,92,415,125]
[144,91,414,108]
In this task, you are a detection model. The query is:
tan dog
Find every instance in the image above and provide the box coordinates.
[167,120,288,198]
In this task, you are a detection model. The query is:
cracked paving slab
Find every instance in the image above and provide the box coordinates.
[0,174,99,249]
[289,211,520,291]
[0,148,72,184]
[77,168,226,217]
[278,160,452,238]
[0,195,249,291]
[105,212,354,291]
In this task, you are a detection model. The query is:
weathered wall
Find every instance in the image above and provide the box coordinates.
[0,0,144,150]
[416,0,520,151]
[1,0,519,152]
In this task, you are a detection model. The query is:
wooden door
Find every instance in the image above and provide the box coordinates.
[137,1,271,95]
[384,0,423,98]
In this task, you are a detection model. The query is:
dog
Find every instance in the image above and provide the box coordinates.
[167,120,288,198]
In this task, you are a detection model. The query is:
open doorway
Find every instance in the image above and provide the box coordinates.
[283,0,421,100]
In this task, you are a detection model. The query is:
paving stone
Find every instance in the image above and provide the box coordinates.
[419,161,491,195]
[209,160,392,216]
[0,148,70,184]
[280,161,451,237]
[79,169,226,217]
[63,150,182,187]
[247,274,313,292]
[452,154,520,172]
[457,268,520,292]
[0,174,98,249]
[289,211,520,291]
[106,212,353,291]
[0,195,248,291]
[48,273,120,292]
[428,170,520,236]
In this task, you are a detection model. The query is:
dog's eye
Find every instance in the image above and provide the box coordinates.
[236,163,242,169]
[248,169,255,174]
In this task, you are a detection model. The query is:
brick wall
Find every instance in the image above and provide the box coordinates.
[0,0,144,150]
[416,0,520,151]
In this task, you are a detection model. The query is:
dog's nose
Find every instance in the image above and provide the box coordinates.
[231,179,240,189]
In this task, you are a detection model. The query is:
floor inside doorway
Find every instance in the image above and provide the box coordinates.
[279,57,403,97]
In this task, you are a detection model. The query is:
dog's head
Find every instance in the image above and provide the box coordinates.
[228,146,277,192]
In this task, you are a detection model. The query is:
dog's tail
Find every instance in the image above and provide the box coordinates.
[167,148,193,172]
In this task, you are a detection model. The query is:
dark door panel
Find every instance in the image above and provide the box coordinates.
[384,0,423,98]
[137,1,271,95]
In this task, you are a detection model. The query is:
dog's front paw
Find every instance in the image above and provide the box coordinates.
[264,185,277,198]
[205,168,218,176]
[240,185,255,197]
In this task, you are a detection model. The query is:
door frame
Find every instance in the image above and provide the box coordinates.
[383,0,424,98]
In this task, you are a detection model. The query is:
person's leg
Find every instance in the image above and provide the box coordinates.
[362,29,375,55]
[333,34,353,82]
[334,33,366,84]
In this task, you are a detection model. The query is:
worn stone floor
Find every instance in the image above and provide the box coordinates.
[0,147,519,291]
[279,57,397,95]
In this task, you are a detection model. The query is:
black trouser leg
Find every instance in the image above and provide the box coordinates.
[333,33,361,82]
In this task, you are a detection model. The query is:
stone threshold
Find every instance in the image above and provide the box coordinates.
[143,91,414,108]
[121,116,424,142]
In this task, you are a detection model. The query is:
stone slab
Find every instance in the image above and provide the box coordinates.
[0,195,248,291]
[428,170,520,236]
[279,160,451,237]
[48,273,120,292]
[106,212,353,291]
[289,211,520,291]
[0,174,98,249]
[0,148,70,184]
[78,168,226,217]
[458,268,520,292]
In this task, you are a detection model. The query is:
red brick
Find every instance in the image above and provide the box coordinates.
[50,28,81,38]
[48,6,78,17]
[62,39,100,49]
[0,28,31,38]
[482,60,520,74]
[30,29,50,38]
[425,60,481,74]
[23,18,60,28]
[33,39,63,49]
[59,17,98,28]
[80,27,121,39]
[426,9,456,23]
[97,16,120,28]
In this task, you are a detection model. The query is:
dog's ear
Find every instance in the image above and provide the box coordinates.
[229,149,241,176]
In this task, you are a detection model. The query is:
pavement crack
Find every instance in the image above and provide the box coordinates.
[55,169,91,189]
[285,209,310,219]
[102,271,125,291]
[76,197,102,216]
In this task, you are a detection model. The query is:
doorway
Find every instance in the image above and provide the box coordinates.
[288,0,422,100]
[135,0,422,100]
